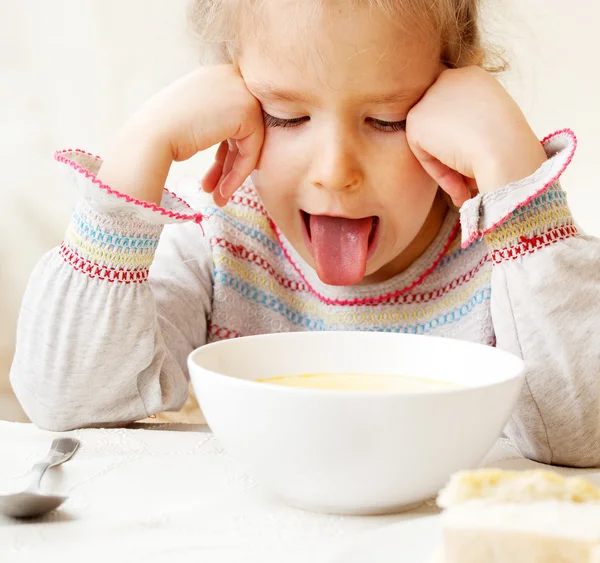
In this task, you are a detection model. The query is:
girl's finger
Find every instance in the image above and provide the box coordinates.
[219,121,265,200]
[428,160,471,208]
[211,187,230,208]
[216,140,238,195]
[201,140,229,193]
[219,136,262,200]
[211,143,239,207]
[412,147,472,208]
[466,177,479,198]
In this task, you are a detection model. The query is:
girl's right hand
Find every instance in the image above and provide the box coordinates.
[96,65,264,206]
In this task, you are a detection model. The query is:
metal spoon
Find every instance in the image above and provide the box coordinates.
[0,437,80,519]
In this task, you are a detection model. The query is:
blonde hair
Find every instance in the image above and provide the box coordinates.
[188,0,506,72]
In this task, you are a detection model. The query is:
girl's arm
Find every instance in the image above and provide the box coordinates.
[10,151,212,431]
[10,65,264,431]
[461,129,600,468]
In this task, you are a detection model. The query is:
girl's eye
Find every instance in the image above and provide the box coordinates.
[368,118,407,132]
[262,111,309,128]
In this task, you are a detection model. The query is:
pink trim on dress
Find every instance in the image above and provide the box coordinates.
[491,225,579,264]
[214,235,490,304]
[461,128,577,248]
[209,324,242,340]
[59,243,149,284]
[271,219,462,307]
[54,149,205,224]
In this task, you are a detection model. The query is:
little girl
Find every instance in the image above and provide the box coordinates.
[11,0,600,468]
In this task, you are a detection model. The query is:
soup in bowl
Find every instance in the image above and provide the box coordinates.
[187,331,524,515]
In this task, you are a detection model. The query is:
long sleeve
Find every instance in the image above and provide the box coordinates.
[10,150,213,431]
[461,129,600,467]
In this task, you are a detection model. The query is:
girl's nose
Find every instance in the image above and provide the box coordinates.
[310,133,363,193]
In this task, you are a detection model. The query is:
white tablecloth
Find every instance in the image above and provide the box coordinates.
[1,421,598,563]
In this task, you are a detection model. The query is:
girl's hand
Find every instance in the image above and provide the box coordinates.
[97,65,264,206]
[406,66,548,208]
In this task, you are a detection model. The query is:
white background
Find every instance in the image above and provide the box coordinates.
[1,0,599,420]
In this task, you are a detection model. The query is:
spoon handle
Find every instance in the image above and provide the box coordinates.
[25,438,80,493]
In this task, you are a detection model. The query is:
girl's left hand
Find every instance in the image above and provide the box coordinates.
[406,66,548,208]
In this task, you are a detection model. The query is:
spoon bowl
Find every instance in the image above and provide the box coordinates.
[0,491,67,519]
[0,438,79,519]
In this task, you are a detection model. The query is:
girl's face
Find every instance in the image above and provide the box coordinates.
[238,2,446,286]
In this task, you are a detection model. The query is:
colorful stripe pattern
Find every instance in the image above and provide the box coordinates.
[58,148,575,335]
[485,183,578,264]
[60,201,162,283]
[203,185,496,345]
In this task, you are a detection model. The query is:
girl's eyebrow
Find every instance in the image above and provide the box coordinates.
[247,82,425,105]
[247,84,310,103]
[358,88,425,105]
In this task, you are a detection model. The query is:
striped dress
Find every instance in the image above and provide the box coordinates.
[11,129,600,467]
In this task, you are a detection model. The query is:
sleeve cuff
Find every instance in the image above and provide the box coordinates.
[459,129,578,262]
[59,199,163,284]
[55,149,205,226]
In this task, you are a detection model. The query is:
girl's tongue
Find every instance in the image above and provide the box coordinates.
[308,214,374,286]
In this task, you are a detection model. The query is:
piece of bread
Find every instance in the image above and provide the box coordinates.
[433,469,600,563]
[438,468,600,506]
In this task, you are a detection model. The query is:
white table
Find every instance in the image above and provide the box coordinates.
[0,421,590,563]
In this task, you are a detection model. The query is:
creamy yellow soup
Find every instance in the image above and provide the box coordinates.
[258,373,458,392]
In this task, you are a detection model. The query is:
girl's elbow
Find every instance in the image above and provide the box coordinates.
[513,434,600,469]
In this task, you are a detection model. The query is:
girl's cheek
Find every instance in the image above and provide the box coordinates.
[400,148,439,192]
[252,133,301,211]
[379,150,438,220]
[255,129,274,171]
[253,134,281,185]
[256,130,294,172]
[257,131,307,185]
[380,145,435,189]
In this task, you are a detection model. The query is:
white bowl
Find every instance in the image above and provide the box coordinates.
[188,331,524,515]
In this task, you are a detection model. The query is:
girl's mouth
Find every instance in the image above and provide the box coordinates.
[300,210,381,285]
